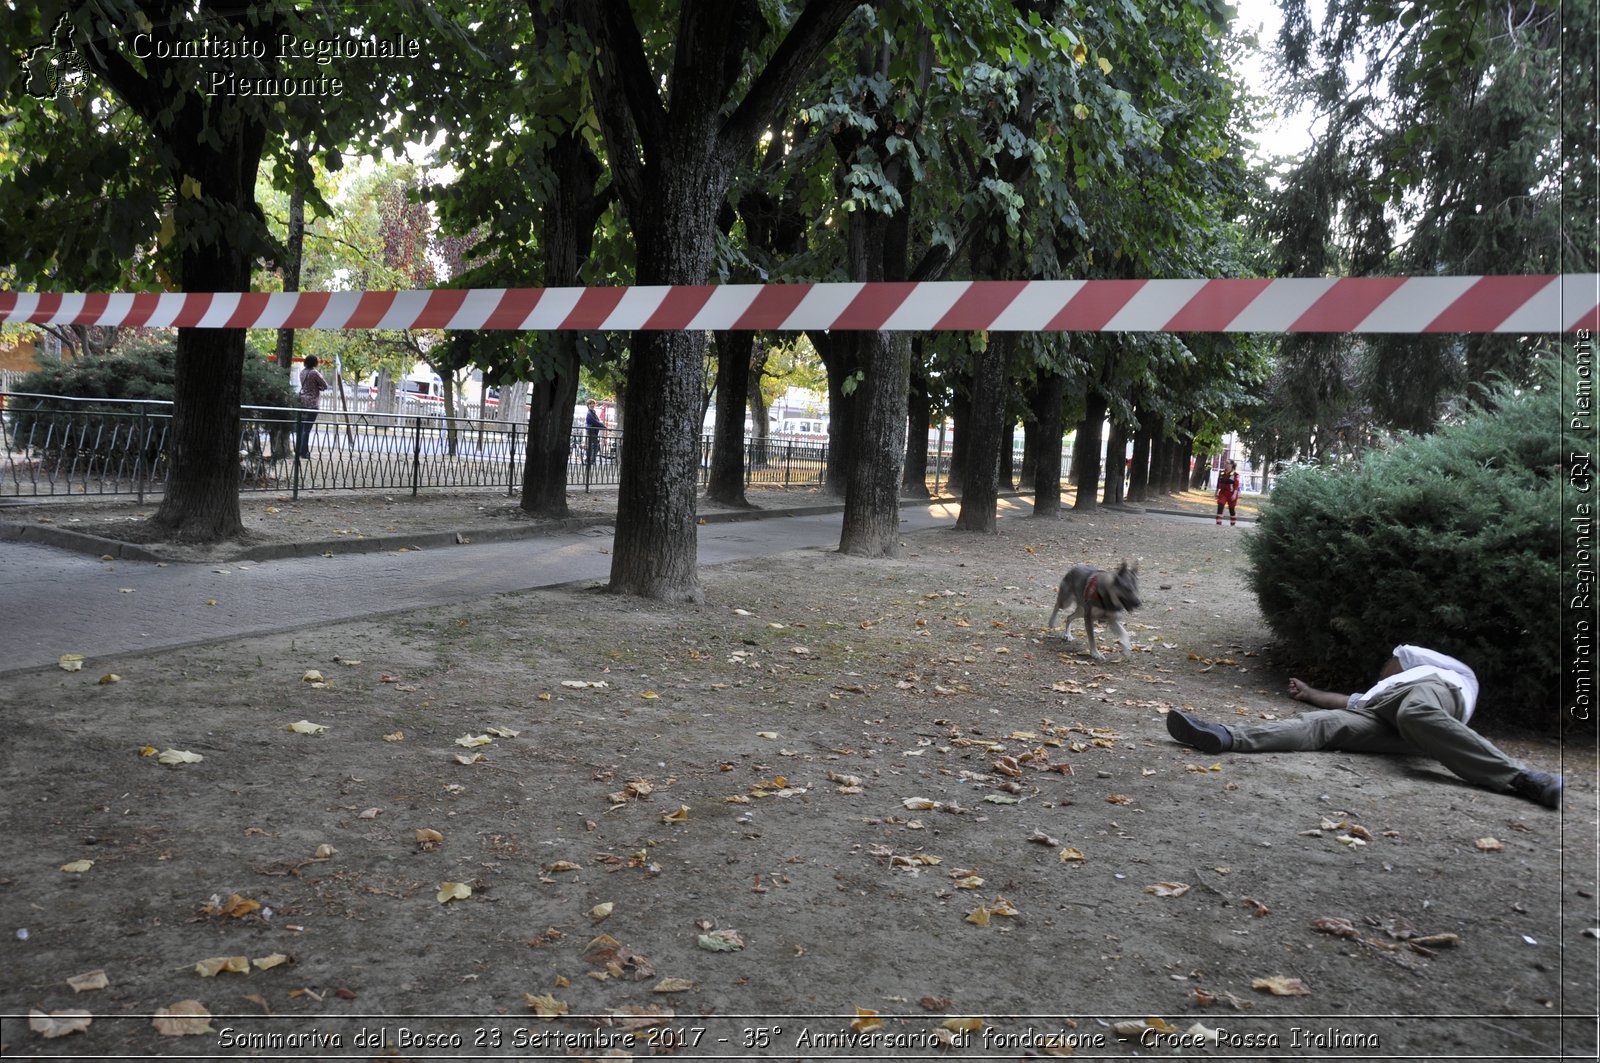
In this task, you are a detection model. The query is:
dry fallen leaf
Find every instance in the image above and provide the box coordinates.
[1144,882,1191,897]
[452,752,486,765]
[437,882,473,904]
[415,828,444,849]
[942,1016,985,1033]
[301,670,324,683]
[544,860,582,873]
[286,720,328,735]
[29,1009,92,1038]
[381,731,404,742]
[1474,837,1504,852]
[1311,917,1360,939]
[486,726,520,737]
[851,1007,883,1033]
[252,953,290,970]
[696,929,745,952]
[1059,847,1086,862]
[1252,975,1311,996]
[652,977,695,993]
[314,844,337,859]
[59,859,94,874]
[661,804,690,823]
[194,955,249,977]
[66,970,109,993]
[523,992,570,1019]
[58,654,85,672]
[98,673,120,685]
[157,749,203,765]
[590,902,614,922]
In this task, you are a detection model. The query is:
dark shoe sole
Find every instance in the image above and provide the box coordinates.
[1166,710,1231,754]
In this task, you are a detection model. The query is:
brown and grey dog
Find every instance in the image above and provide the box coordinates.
[1046,562,1141,659]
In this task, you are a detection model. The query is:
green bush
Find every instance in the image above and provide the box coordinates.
[1246,356,1563,732]
[7,334,299,464]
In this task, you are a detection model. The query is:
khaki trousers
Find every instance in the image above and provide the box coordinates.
[1226,678,1522,791]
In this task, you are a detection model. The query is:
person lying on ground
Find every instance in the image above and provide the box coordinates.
[1164,644,1564,809]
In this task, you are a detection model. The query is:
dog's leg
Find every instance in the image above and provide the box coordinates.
[1110,615,1131,655]
[1084,610,1104,660]
[1057,600,1081,642]
[1046,583,1069,632]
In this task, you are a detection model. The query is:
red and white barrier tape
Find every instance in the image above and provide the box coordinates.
[2,276,1596,332]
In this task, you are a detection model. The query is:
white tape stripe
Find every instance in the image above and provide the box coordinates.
[687,285,763,331]
[308,292,362,329]
[443,288,507,330]
[1226,278,1340,332]
[780,283,864,331]
[1563,273,1600,330]
[1105,279,1209,331]
[50,294,85,324]
[987,281,1083,331]
[879,280,967,330]
[1355,276,1480,333]
[194,292,240,328]
[1495,277,1561,333]
[100,293,136,327]
[601,286,671,330]
[523,287,584,329]
[375,291,435,331]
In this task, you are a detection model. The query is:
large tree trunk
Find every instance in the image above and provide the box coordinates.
[705,330,755,506]
[955,332,1013,533]
[1071,391,1108,512]
[902,358,932,499]
[1102,419,1126,505]
[945,387,970,496]
[839,331,911,556]
[1030,370,1065,516]
[812,330,855,498]
[1127,416,1152,503]
[521,339,582,518]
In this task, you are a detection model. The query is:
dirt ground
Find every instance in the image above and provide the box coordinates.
[0,489,1594,1060]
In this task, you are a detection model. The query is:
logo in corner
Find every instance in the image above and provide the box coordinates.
[24,13,87,102]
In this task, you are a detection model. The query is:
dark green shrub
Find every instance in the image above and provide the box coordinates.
[1246,355,1563,732]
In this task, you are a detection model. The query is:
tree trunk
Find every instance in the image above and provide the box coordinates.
[945,387,970,496]
[955,333,1012,533]
[705,330,755,506]
[839,331,911,556]
[901,357,931,499]
[1030,370,1065,516]
[747,345,771,468]
[1127,418,1151,502]
[521,339,582,518]
[1101,420,1126,505]
[274,158,305,385]
[1072,390,1108,512]
[812,330,855,498]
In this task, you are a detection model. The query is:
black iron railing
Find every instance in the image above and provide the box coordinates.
[0,392,831,500]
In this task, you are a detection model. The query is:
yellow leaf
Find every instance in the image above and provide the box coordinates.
[193,955,249,977]
[453,753,485,765]
[251,953,290,970]
[523,992,569,1019]
[313,844,337,859]
[97,673,120,685]
[455,734,493,747]
[1098,56,1112,75]
[67,970,109,993]
[287,720,328,735]
[544,860,582,873]
[1071,42,1087,64]
[1060,847,1086,862]
[139,746,157,757]
[29,1009,92,1038]
[965,906,992,926]
[151,999,214,1036]
[538,692,552,701]
[1145,882,1192,897]
[590,902,614,921]
[943,1016,985,1033]
[954,875,984,890]
[156,746,203,765]
[756,731,780,739]
[653,976,695,993]
[415,828,444,846]
[205,599,218,606]
[662,804,690,823]
[180,175,202,199]
[851,1007,883,1033]
[1251,975,1311,996]
[381,731,404,742]
[640,691,660,699]
[301,670,324,683]
[486,726,519,738]
[58,654,84,672]
[437,881,472,904]
[1475,837,1504,852]
[1073,103,1089,121]
[157,212,176,247]
[59,859,94,873]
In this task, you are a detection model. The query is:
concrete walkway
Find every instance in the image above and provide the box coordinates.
[0,501,968,678]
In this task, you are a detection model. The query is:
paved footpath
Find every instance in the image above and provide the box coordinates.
[0,502,963,678]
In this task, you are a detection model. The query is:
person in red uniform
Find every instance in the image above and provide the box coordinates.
[1215,459,1241,526]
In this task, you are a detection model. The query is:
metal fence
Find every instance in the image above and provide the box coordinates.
[0,392,831,501]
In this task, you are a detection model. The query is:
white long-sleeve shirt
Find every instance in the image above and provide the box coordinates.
[1348,644,1479,723]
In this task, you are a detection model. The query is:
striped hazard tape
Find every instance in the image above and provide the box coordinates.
[1,275,1596,333]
